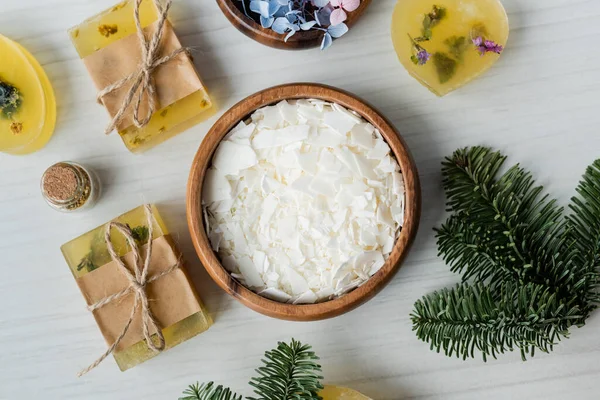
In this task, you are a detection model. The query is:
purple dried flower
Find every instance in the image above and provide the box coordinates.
[417,49,431,65]
[473,36,504,55]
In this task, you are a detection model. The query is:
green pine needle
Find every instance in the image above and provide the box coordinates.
[411,282,584,361]
[179,382,242,400]
[249,339,324,400]
[181,340,323,400]
[414,147,600,360]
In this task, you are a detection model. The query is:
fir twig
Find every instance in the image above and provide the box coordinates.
[180,340,323,400]
[179,382,242,400]
[414,147,600,361]
[249,339,324,400]
[412,283,584,361]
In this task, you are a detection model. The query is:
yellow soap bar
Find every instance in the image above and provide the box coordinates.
[0,35,56,155]
[61,205,212,371]
[68,0,214,153]
[320,385,372,400]
[392,0,509,96]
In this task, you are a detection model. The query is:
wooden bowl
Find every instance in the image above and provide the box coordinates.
[217,0,373,50]
[187,83,421,321]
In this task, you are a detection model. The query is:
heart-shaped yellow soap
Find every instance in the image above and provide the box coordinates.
[320,385,372,400]
[392,0,509,96]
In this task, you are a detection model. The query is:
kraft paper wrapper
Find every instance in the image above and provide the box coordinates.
[82,20,202,132]
[76,235,201,351]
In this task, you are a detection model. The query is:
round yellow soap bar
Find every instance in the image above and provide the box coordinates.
[392,0,509,96]
[0,35,56,155]
[320,385,372,400]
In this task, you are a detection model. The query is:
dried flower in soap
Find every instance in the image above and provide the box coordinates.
[473,36,504,55]
[409,35,431,66]
[414,4,447,42]
[0,79,21,119]
[414,50,431,65]
[238,0,360,50]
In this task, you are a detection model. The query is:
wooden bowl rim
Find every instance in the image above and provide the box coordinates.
[187,83,421,321]
[216,0,373,50]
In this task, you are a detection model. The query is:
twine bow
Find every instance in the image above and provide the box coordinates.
[98,0,189,134]
[78,205,181,377]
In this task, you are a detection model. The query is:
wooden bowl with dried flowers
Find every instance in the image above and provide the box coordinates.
[217,0,373,50]
[187,83,421,321]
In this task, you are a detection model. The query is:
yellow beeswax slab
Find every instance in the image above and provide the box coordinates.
[61,205,212,371]
[392,0,509,96]
[68,0,214,153]
[320,385,372,400]
[0,35,56,155]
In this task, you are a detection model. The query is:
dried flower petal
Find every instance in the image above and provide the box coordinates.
[416,50,430,65]
[473,36,504,55]
[330,8,347,25]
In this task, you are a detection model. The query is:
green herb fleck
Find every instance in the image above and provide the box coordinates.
[445,36,469,61]
[131,225,150,244]
[415,5,447,41]
[433,52,457,84]
[470,23,489,41]
[0,79,22,119]
[76,252,99,272]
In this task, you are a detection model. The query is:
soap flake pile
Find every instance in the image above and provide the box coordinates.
[202,99,405,304]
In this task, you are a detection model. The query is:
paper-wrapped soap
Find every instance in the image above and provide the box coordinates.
[61,205,212,372]
[68,0,214,152]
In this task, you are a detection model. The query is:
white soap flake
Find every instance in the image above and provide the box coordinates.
[324,110,358,135]
[202,100,405,303]
[252,125,311,149]
[237,256,265,288]
[202,169,232,203]
[293,290,318,304]
[213,141,258,175]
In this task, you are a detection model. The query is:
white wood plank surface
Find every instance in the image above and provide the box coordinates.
[1,0,600,398]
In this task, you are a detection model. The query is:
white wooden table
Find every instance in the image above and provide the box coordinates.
[2,0,600,398]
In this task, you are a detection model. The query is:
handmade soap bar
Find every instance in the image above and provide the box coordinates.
[320,385,372,400]
[68,0,214,153]
[61,205,212,371]
[392,0,509,96]
[0,35,56,155]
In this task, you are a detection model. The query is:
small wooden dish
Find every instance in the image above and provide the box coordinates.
[217,0,373,50]
[187,83,421,321]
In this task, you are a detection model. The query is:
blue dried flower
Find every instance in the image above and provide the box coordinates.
[249,0,285,28]
[321,23,348,50]
[239,0,359,50]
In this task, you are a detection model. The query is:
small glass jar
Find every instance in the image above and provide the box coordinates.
[41,161,100,212]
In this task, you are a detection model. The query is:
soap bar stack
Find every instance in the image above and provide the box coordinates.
[0,35,56,155]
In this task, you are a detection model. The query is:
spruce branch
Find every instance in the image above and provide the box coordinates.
[566,160,600,308]
[415,147,600,361]
[440,147,571,292]
[179,382,242,400]
[249,339,324,400]
[180,340,323,400]
[411,283,584,361]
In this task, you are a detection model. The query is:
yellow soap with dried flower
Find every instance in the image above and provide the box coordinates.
[68,0,214,153]
[0,35,56,155]
[61,205,212,371]
[392,0,509,96]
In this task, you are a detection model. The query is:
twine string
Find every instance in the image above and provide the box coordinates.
[77,205,181,377]
[97,0,189,134]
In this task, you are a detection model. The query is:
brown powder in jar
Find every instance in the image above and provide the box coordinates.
[43,164,78,201]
